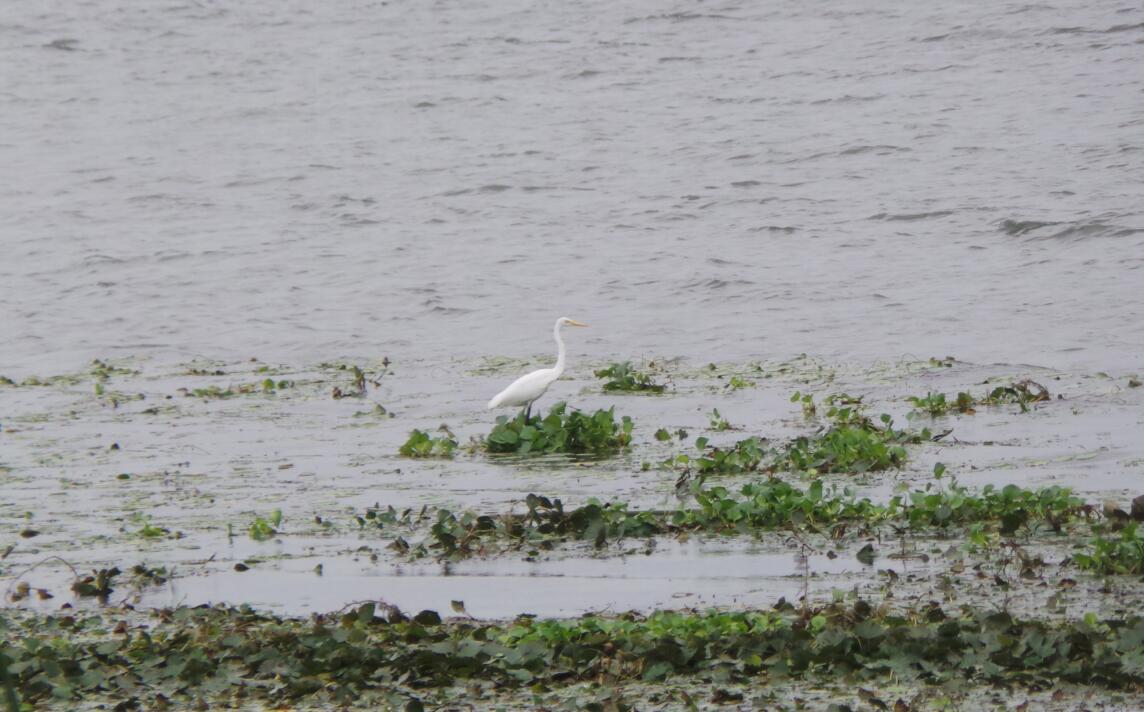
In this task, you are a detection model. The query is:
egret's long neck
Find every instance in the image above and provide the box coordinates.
[552,320,567,376]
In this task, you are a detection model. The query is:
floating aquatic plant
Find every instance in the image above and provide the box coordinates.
[908,380,1051,417]
[358,478,1089,561]
[399,429,458,458]
[707,408,733,431]
[593,361,666,393]
[1075,522,1144,575]
[248,509,283,541]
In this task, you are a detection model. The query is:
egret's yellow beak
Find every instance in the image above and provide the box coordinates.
[566,319,588,327]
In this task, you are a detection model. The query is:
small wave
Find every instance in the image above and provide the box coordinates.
[80,253,125,266]
[1000,218,1144,241]
[839,144,910,156]
[810,94,885,105]
[999,219,1060,235]
[681,278,755,291]
[1048,22,1144,35]
[154,250,193,263]
[730,180,761,188]
[427,306,474,315]
[748,225,798,233]
[340,215,380,226]
[869,211,953,221]
[624,12,737,24]
[44,38,79,51]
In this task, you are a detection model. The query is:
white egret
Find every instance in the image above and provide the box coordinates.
[487,317,588,420]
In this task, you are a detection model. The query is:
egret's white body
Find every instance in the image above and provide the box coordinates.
[487,317,587,418]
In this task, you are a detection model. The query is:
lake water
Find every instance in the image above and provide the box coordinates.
[1,0,1142,619]
[2,0,1142,375]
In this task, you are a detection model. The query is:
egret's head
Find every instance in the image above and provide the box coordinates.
[559,317,588,327]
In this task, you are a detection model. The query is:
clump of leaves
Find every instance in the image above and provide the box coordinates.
[777,394,928,474]
[707,408,733,431]
[249,510,283,541]
[261,378,293,392]
[676,479,884,531]
[129,564,169,587]
[128,513,172,539]
[896,475,1086,533]
[908,380,1050,417]
[664,436,766,476]
[328,360,389,399]
[1075,523,1144,575]
[980,379,1051,412]
[399,429,458,458]
[187,385,239,399]
[594,362,666,393]
[725,375,754,391]
[485,402,632,455]
[791,391,816,417]
[71,567,120,599]
[907,391,978,416]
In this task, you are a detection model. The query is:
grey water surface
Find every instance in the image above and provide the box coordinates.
[1,0,1143,619]
[2,0,1142,373]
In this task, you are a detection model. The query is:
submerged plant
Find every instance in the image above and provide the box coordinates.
[485,402,632,455]
[594,361,667,393]
[398,429,458,458]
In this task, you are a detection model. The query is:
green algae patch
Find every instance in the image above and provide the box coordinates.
[3,601,1143,710]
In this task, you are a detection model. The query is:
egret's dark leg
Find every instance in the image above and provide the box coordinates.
[524,401,533,422]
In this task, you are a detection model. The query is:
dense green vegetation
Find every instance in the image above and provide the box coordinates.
[484,403,633,454]
[3,601,1142,709]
